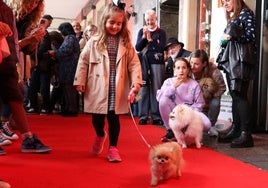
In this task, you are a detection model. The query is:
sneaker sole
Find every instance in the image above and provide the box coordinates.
[40,113,49,116]
[0,140,12,146]
[2,134,19,140]
[21,148,52,153]
[107,157,122,162]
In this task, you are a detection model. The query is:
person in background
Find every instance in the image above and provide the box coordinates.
[217,0,257,148]
[189,49,226,136]
[156,57,211,142]
[48,30,64,114]
[1,0,46,144]
[7,0,47,110]
[79,24,98,51]
[48,22,80,117]
[135,9,166,126]
[74,1,142,162]
[0,21,19,147]
[27,14,53,115]
[72,21,83,41]
[78,24,98,113]
[0,101,19,146]
[164,37,191,79]
[0,0,51,154]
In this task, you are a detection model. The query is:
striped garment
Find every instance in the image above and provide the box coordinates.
[107,35,119,111]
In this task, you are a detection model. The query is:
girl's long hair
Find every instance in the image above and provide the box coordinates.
[97,3,132,52]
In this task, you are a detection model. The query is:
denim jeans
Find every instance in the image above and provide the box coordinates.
[208,97,221,126]
[29,68,51,110]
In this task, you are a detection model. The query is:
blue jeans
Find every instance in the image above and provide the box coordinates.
[208,97,221,126]
[29,68,51,110]
[0,100,11,119]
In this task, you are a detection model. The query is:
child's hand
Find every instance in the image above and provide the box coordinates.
[75,85,85,92]
[128,88,138,103]
[173,78,183,88]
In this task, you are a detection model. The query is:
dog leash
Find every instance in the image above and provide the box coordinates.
[128,103,152,149]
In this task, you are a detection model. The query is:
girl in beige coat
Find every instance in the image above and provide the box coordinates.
[74,1,142,162]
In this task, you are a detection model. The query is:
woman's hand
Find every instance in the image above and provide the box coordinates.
[30,26,46,42]
[142,26,152,41]
[48,50,55,59]
[75,85,85,93]
[221,34,231,41]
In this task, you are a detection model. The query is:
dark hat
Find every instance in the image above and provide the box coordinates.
[42,14,53,20]
[164,37,184,50]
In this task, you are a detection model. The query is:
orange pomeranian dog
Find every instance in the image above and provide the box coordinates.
[149,142,183,186]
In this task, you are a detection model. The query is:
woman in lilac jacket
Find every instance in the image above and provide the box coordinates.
[156,57,211,142]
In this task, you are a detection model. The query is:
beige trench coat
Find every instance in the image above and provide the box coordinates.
[74,36,142,114]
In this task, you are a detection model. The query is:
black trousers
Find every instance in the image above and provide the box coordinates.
[92,111,120,147]
[226,74,252,133]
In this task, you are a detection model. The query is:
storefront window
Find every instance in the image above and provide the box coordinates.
[198,0,212,56]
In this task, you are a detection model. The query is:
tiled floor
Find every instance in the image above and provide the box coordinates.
[203,133,268,172]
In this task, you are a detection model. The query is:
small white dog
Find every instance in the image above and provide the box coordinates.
[169,104,204,148]
[149,142,183,186]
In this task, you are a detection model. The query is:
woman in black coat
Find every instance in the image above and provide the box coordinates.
[217,0,257,148]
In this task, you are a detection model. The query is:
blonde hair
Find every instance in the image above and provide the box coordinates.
[97,3,131,52]
[85,24,97,33]
[7,0,44,25]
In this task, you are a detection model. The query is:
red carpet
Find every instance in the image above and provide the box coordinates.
[1,114,268,188]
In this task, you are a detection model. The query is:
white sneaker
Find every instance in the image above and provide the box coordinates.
[0,133,12,146]
[1,121,19,140]
[208,126,218,137]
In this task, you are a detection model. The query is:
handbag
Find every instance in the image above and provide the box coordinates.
[235,41,257,65]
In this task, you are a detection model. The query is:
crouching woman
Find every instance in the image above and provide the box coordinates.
[156,57,211,142]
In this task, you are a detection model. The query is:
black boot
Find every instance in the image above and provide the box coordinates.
[217,124,240,143]
[230,131,254,148]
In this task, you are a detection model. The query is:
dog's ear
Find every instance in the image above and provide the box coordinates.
[178,105,184,113]
[149,147,156,161]
[169,147,175,152]
[151,146,157,153]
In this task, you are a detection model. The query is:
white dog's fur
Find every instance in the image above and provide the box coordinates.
[169,104,204,148]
